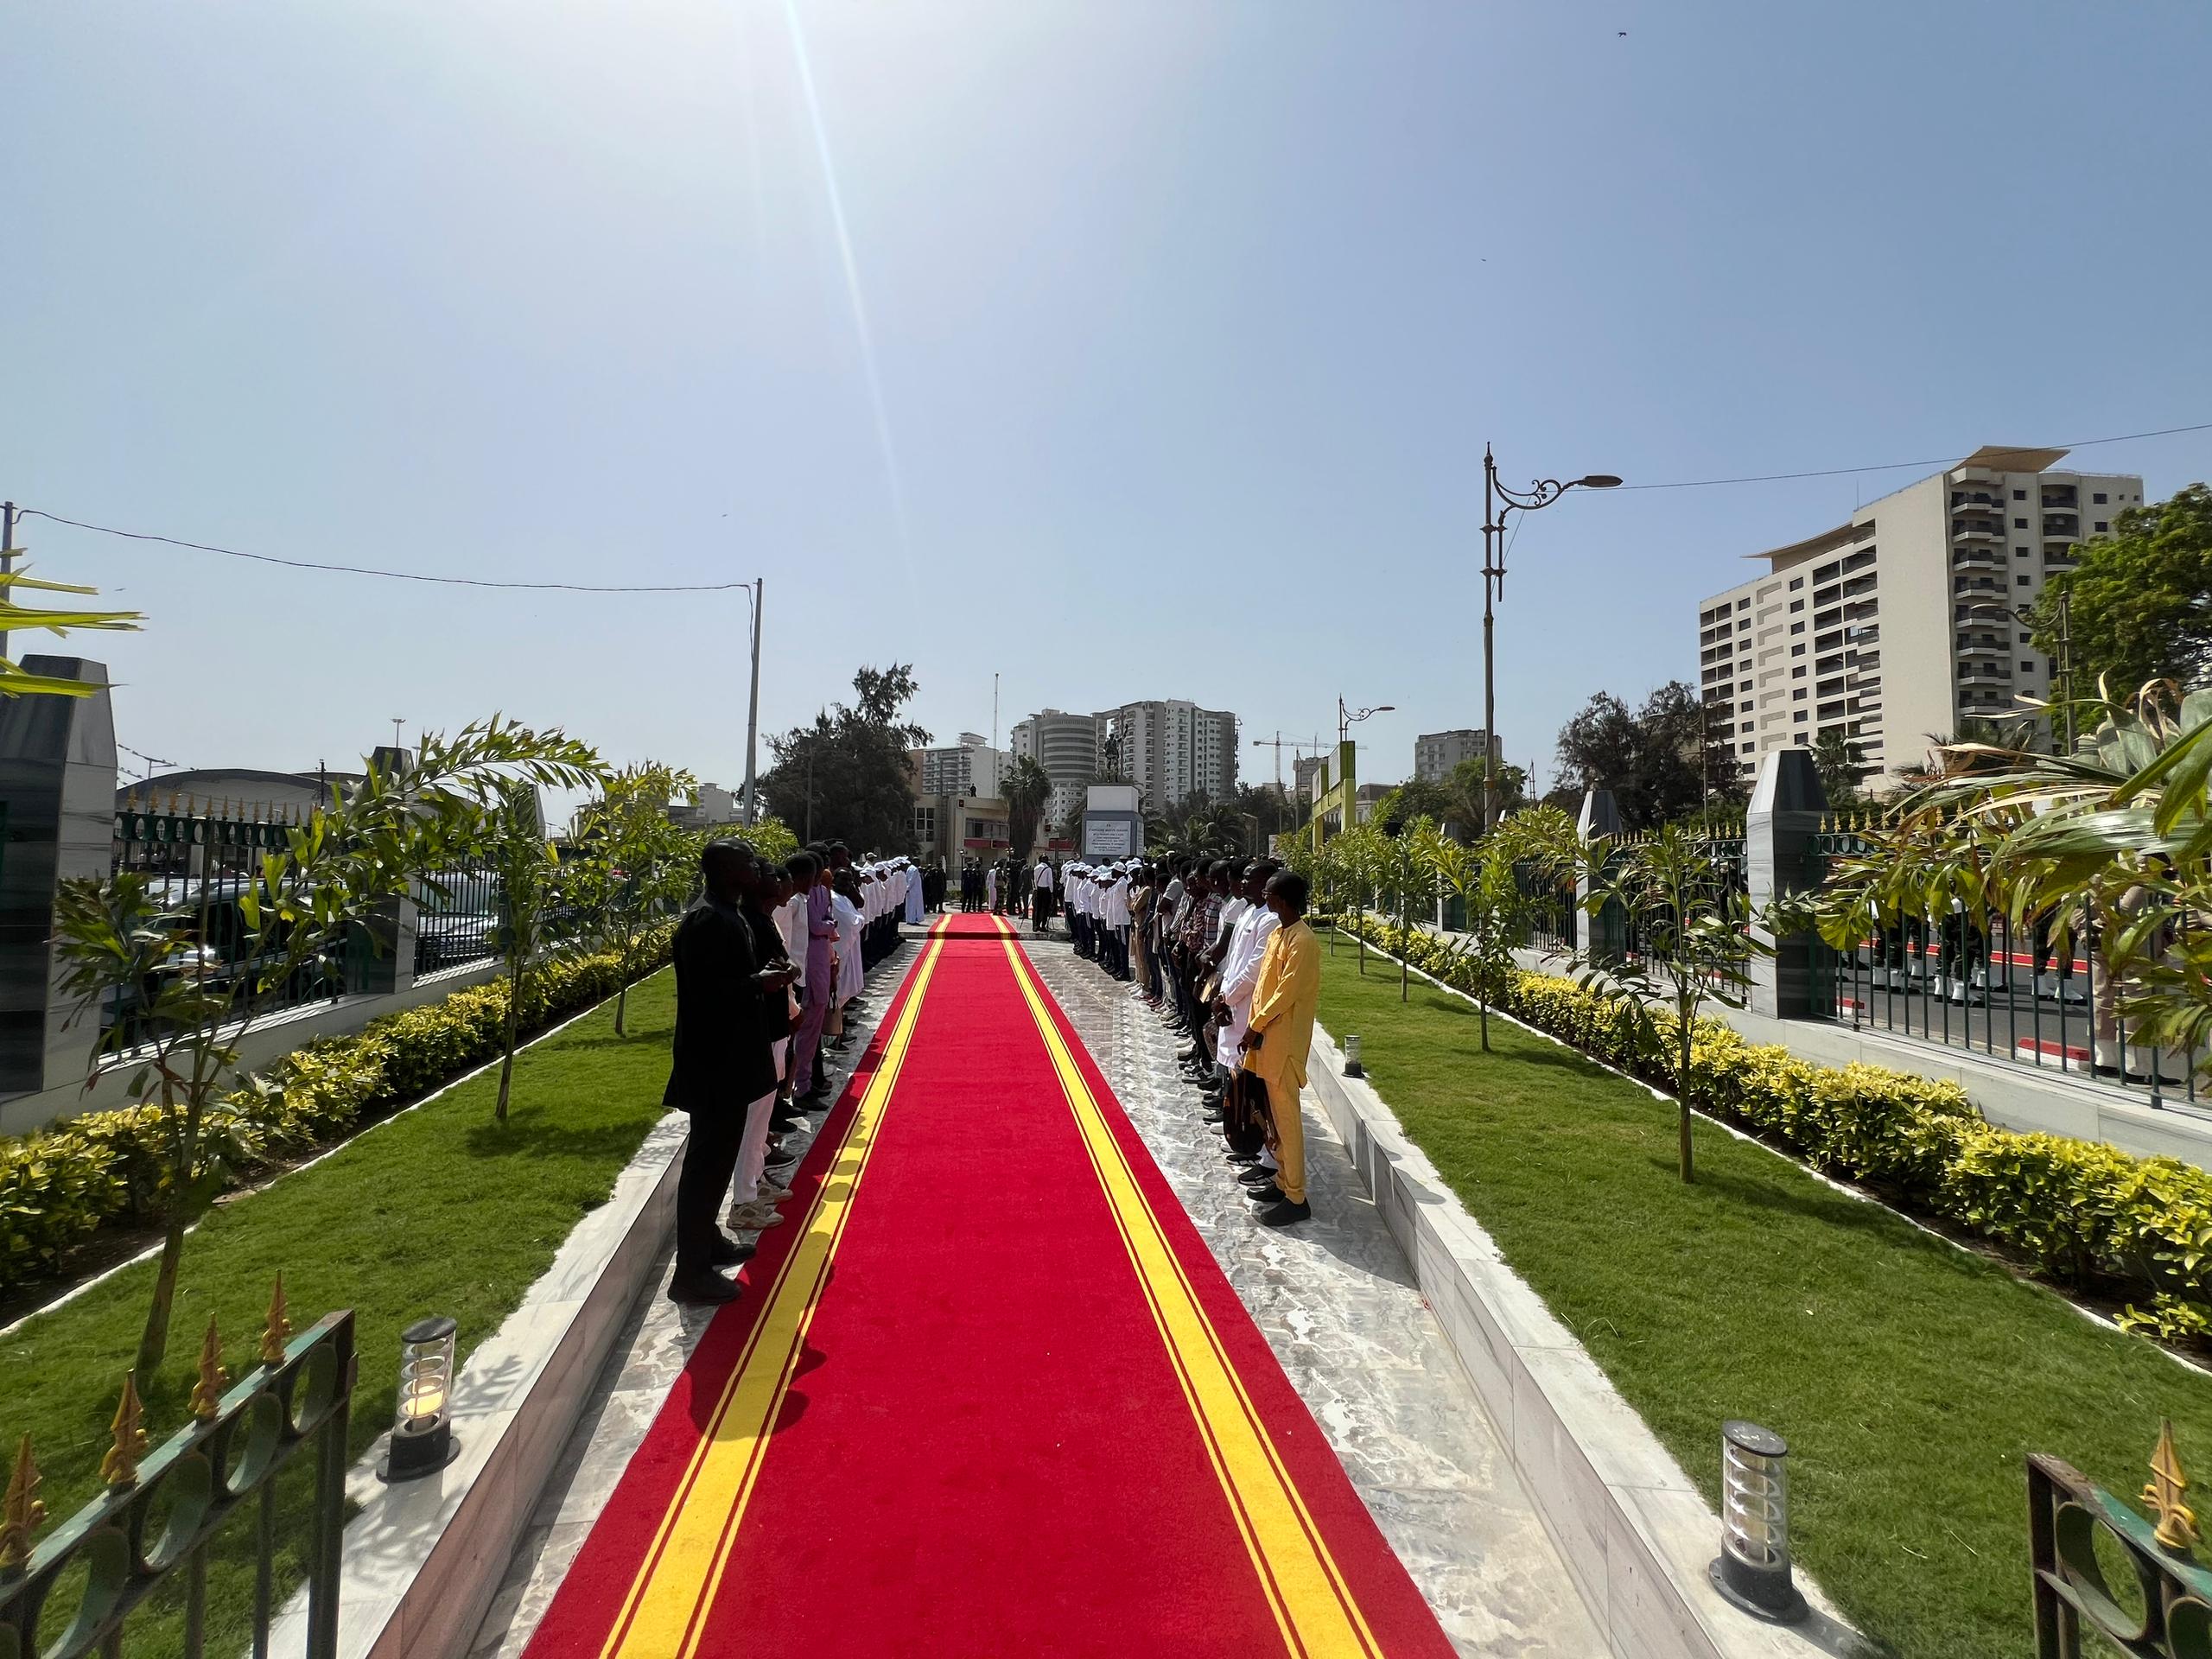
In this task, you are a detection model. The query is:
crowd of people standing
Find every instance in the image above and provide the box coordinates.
[662,835,1323,1304]
[661,839,921,1304]
[1058,854,1320,1228]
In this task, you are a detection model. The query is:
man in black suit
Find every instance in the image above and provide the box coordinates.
[664,840,796,1306]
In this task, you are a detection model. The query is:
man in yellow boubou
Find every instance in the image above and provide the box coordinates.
[1239,869,1320,1227]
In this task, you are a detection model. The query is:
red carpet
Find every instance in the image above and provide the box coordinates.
[524,914,1455,1658]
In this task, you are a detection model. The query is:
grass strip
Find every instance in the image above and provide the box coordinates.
[1316,936,2212,1659]
[0,968,678,1659]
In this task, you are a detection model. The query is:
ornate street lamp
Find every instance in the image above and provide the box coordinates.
[1480,448,1621,830]
[1338,696,1395,747]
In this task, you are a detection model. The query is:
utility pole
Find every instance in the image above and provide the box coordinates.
[741,577,763,824]
[1,501,16,662]
[992,672,1000,753]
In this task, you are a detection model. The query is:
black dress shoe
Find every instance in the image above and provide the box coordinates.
[1237,1166,1275,1186]
[712,1234,757,1267]
[1257,1198,1312,1227]
[667,1268,741,1305]
[1244,1183,1285,1205]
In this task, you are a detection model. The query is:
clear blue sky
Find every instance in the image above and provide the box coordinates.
[4,1,2208,804]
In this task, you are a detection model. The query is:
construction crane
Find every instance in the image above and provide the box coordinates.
[1250,731,1329,795]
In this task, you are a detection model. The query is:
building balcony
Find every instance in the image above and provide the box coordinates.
[1949,491,2005,511]
[1951,548,2004,571]
[1950,521,2004,543]
[1844,599,1880,621]
[2041,487,2078,509]
[2043,514,2081,537]
[2044,543,2078,567]
[1956,669,2013,689]
[1845,624,1880,645]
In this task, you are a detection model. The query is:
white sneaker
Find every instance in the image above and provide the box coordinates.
[756,1179,795,1203]
[729,1201,786,1230]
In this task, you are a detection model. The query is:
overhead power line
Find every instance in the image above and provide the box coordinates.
[15,509,756,593]
[14,413,2209,584]
[1613,420,2212,492]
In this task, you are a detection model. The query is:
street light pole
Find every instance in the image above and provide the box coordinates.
[741,578,763,825]
[1479,446,1622,833]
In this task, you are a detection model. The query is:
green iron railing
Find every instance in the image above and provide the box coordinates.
[1813,811,2202,1109]
[2030,1440,2212,1657]
[109,798,348,1043]
[0,1296,355,1659]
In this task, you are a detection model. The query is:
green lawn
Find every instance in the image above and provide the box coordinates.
[1317,935,2212,1659]
[0,968,677,1658]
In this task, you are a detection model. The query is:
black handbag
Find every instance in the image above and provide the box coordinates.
[1224,1068,1272,1160]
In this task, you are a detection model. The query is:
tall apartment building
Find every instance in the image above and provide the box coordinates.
[1414,728,1503,783]
[1010,709,1096,827]
[910,732,1005,799]
[1092,700,1238,809]
[1696,445,2144,787]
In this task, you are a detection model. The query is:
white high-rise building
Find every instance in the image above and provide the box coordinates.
[1091,701,1238,809]
[1011,709,1096,828]
[1696,445,2144,788]
[910,732,1005,799]
[1414,729,1503,783]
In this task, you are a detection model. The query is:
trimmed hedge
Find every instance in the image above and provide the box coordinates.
[0,931,672,1294]
[1339,913,2212,1340]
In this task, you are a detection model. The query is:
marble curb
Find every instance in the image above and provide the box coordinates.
[1306,1023,1870,1659]
[270,1109,688,1659]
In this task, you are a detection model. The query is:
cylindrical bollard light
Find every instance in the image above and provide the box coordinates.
[1343,1033,1364,1078]
[1708,1420,1806,1623]
[380,1315,461,1482]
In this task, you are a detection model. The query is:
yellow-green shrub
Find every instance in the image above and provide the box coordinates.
[0,925,672,1293]
[1333,911,2212,1324]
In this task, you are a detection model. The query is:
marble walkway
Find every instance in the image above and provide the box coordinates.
[468,923,1603,1659]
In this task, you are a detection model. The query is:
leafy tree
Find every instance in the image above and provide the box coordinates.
[53,719,601,1375]
[1372,779,1452,828]
[759,664,930,853]
[1002,754,1054,864]
[2031,483,2212,696]
[569,762,700,1038]
[1569,821,1770,1184]
[1440,757,1525,836]
[1552,681,1706,830]
[1810,727,1867,806]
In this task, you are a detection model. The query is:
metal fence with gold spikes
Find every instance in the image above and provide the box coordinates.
[0,1295,355,1659]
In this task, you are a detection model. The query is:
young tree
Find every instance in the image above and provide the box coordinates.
[569,762,701,1038]
[479,779,567,1123]
[1374,815,1436,1001]
[54,719,601,1375]
[1571,821,1768,1184]
[1424,806,1576,1049]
